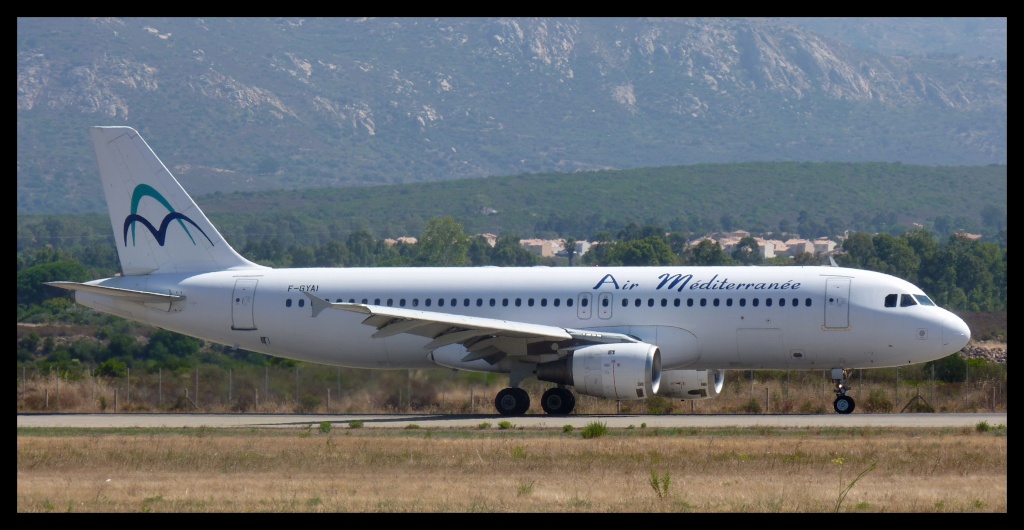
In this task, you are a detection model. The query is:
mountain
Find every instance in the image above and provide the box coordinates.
[17,17,1007,215]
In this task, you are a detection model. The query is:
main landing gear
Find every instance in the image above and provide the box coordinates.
[831,368,855,414]
[494,363,577,416]
[494,386,577,415]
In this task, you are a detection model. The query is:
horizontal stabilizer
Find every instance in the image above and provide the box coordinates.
[45,281,185,304]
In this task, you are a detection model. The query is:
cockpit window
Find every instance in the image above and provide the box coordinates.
[885,294,898,308]
[914,294,936,306]
[900,294,918,307]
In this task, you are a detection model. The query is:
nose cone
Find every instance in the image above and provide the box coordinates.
[943,314,971,353]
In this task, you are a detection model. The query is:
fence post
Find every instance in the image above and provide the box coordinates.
[159,368,163,409]
[764,387,769,413]
[892,370,901,411]
[962,366,970,407]
[126,367,130,408]
[56,369,60,411]
[195,368,199,408]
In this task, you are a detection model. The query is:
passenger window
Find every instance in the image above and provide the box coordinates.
[400,299,406,307]
[765,298,773,307]
[885,294,898,308]
[726,298,733,307]
[739,298,746,307]
[424,298,431,307]
[661,299,668,307]
[687,298,694,307]
[580,298,588,307]
[450,298,457,307]
[435,298,441,307]
[298,299,305,308]
[700,298,707,307]
[387,298,394,306]
[528,298,535,307]
[792,298,798,307]
[502,298,509,307]
[541,298,548,307]
[674,298,680,307]
[635,298,642,307]
[779,298,786,307]
[476,298,483,307]
[515,298,522,307]
[713,298,720,307]
[286,299,292,307]
[805,298,812,307]
[489,299,496,307]
[553,298,560,307]
[647,298,654,307]
[900,294,918,307]
[463,298,470,307]
[412,298,419,307]
[567,298,574,307]
[602,298,609,307]
[752,298,759,307]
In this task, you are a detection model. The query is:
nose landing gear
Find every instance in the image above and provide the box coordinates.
[831,368,855,414]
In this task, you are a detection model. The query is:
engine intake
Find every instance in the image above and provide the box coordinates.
[536,342,661,400]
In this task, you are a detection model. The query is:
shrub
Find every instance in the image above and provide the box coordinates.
[318,421,332,434]
[348,420,364,429]
[862,389,894,413]
[581,421,608,439]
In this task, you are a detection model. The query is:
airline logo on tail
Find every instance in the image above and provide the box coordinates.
[123,184,213,247]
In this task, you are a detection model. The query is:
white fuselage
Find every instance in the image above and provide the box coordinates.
[75,265,968,373]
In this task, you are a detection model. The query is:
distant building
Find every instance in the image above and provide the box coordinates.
[519,238,561,258]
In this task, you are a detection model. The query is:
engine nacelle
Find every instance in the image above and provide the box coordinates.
[536,342,661,400]
[657,369,725,400]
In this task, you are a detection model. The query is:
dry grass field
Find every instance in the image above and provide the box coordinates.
[17,421,1006,513]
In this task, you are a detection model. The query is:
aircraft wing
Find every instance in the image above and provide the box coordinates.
[303,292,638,363]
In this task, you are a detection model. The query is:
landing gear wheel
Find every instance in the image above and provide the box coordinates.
[495,387,531,416]
[541,387,576,415]
[833,395,855,414]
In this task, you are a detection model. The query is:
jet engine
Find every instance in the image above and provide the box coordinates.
[657,369,725,400]
[536,342,661,400]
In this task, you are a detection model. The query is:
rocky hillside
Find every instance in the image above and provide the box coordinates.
[17,17,1006,215]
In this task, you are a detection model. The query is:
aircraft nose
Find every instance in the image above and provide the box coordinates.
[943,314,971,353]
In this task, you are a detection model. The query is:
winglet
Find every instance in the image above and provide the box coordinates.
[303,292,334,317]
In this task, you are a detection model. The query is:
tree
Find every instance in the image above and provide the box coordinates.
[489,234,540,266]
[416,216,471,266]
[731,236,764,265]
[688,239,732,265]
[564,237,577,267]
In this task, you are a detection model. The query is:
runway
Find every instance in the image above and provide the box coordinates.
[17,412,1007,430]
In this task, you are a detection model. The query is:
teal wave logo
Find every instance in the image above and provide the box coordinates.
[123,184,213,247]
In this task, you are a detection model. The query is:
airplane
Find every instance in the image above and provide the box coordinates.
[47,126,972,416]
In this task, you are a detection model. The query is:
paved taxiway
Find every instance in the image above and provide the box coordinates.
[17,412,1007,430]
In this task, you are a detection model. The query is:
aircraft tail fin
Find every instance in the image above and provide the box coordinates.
[90,126,266,276]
